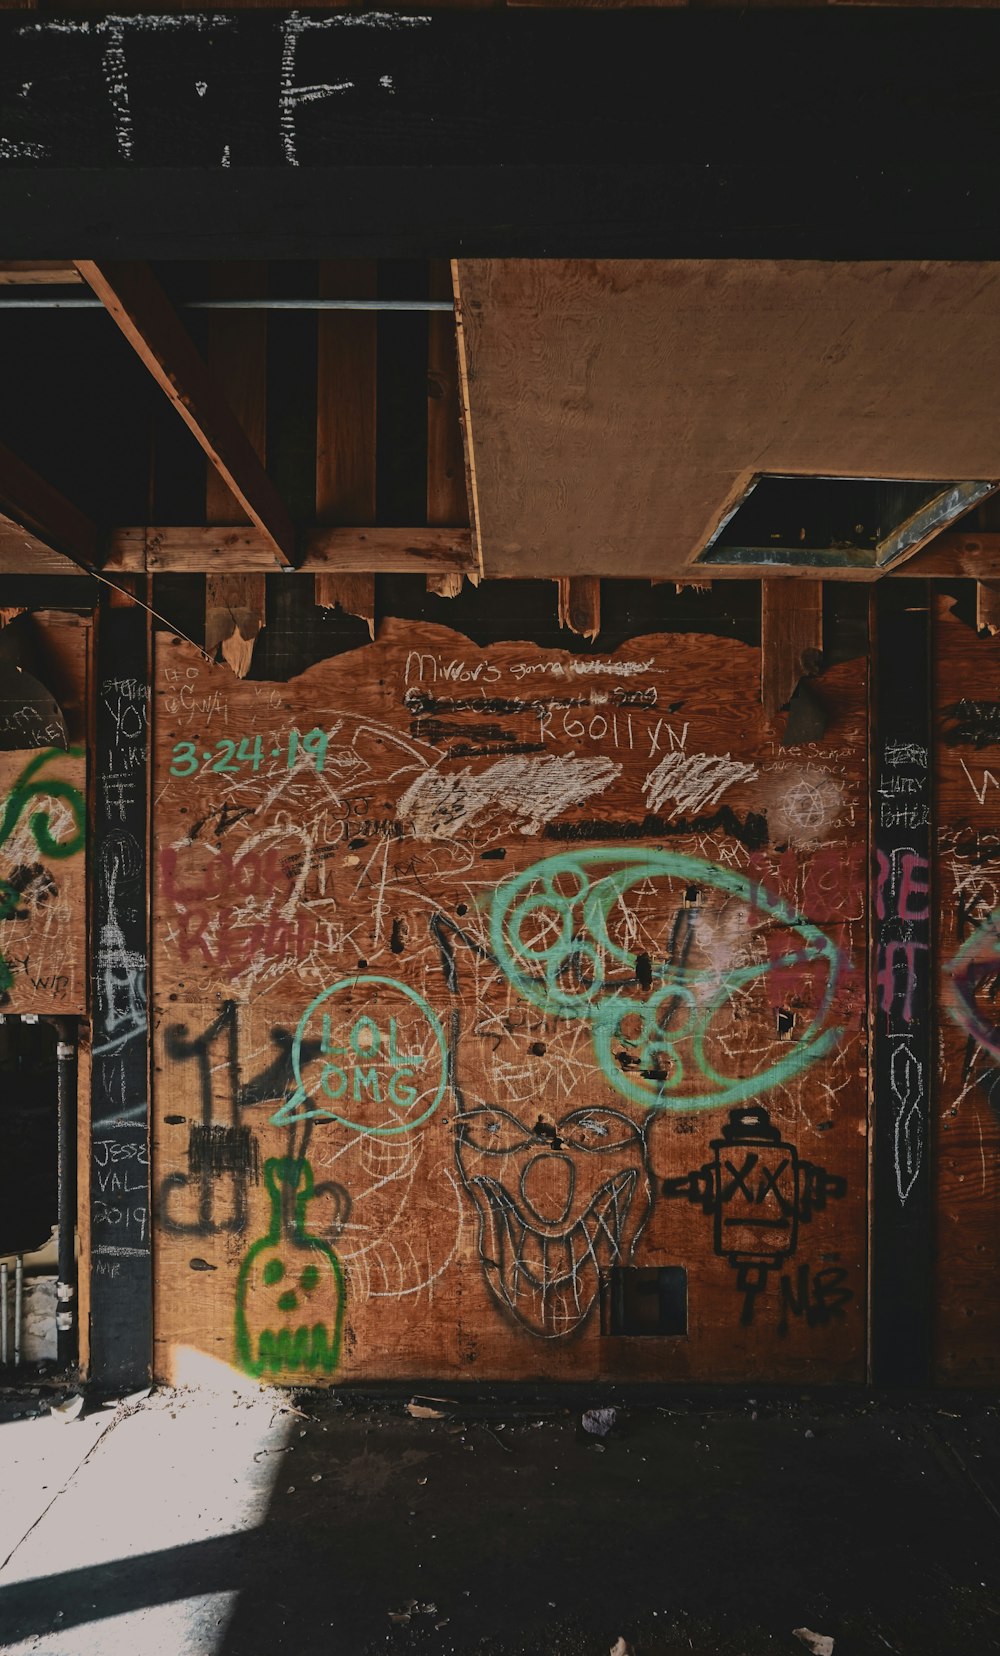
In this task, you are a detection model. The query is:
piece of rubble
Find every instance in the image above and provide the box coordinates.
[793,1629,835,1655]
[582,1407,617,1437]
[50,1394,84,1422]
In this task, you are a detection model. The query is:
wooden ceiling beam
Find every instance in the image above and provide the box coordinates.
[0,439,99,569]
[104,525,474,576]
[0,261,82,285]
[74,259,296,569]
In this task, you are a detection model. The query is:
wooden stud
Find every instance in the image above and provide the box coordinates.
[0,440,99,569]
[204,263,268,678]
[316,260,377,525]
[426,258,470,600]
[760,580,824,720]
[556,576,601,640]
[314,260,377,635]
[205,263,268,525]
[75,260,296,568]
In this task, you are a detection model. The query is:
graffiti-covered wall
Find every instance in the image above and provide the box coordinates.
[0,615,89,1017]
[151,619,867,1384]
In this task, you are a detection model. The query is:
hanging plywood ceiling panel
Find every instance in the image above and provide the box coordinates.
[455,260,1000,579]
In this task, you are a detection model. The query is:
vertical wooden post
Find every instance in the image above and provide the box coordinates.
[314,259,377,636]
[870,578,933,1385]
[204,262,267,677]
[89,585,152,1387]
[760,580,823,721]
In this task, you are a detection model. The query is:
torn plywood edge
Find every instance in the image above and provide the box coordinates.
[314,572,376,640]
[426,571,465,600]
[205,573,266,678]
[557,576,601,641]
[761,580,824,721]
[426,568,481,599]
[451,260,485,582]
[427,259,472,600]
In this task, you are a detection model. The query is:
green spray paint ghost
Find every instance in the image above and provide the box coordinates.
[234,1158,345,1379]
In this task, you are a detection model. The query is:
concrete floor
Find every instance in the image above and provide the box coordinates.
[0,1383,999,1656]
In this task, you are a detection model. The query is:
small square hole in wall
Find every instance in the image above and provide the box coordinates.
[607,1266,688,1336]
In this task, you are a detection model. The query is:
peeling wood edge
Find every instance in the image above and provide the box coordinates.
[451,261,485,580]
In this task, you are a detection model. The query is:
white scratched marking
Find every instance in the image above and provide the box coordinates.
[279,10,430,166]
[643,748,757,818]
[0,138,47,159]
[959,755,1000,807]
[398,754,620,838]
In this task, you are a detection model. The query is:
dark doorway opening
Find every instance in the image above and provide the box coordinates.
[0,1015,69,1374]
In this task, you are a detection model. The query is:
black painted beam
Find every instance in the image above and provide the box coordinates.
[870,580,933,1387]
[89,595,152,1389]
[0,11,998,257]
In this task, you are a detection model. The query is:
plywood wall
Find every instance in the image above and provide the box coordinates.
[0,615,88,1017]
[934,598,1000,1382]
[151,620,867,1385]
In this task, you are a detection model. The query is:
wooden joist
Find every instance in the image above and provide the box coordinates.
[75,259,296,568]
[104,525,474,575]
[0,261,82,285]
[0,439,99,569]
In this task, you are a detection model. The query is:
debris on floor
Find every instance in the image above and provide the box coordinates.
[582,1407,617,1437]
[406,1396,453,1420]
[793,1630,835,1655]
[49,1394,84,1422]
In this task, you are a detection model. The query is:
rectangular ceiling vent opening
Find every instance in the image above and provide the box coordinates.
[695,474,997,571]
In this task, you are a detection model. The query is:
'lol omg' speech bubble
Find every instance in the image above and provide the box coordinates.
[271,974,448,1136]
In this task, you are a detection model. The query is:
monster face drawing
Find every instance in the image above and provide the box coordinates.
[454,1103,652,1339]
[235,1157,345,1379]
